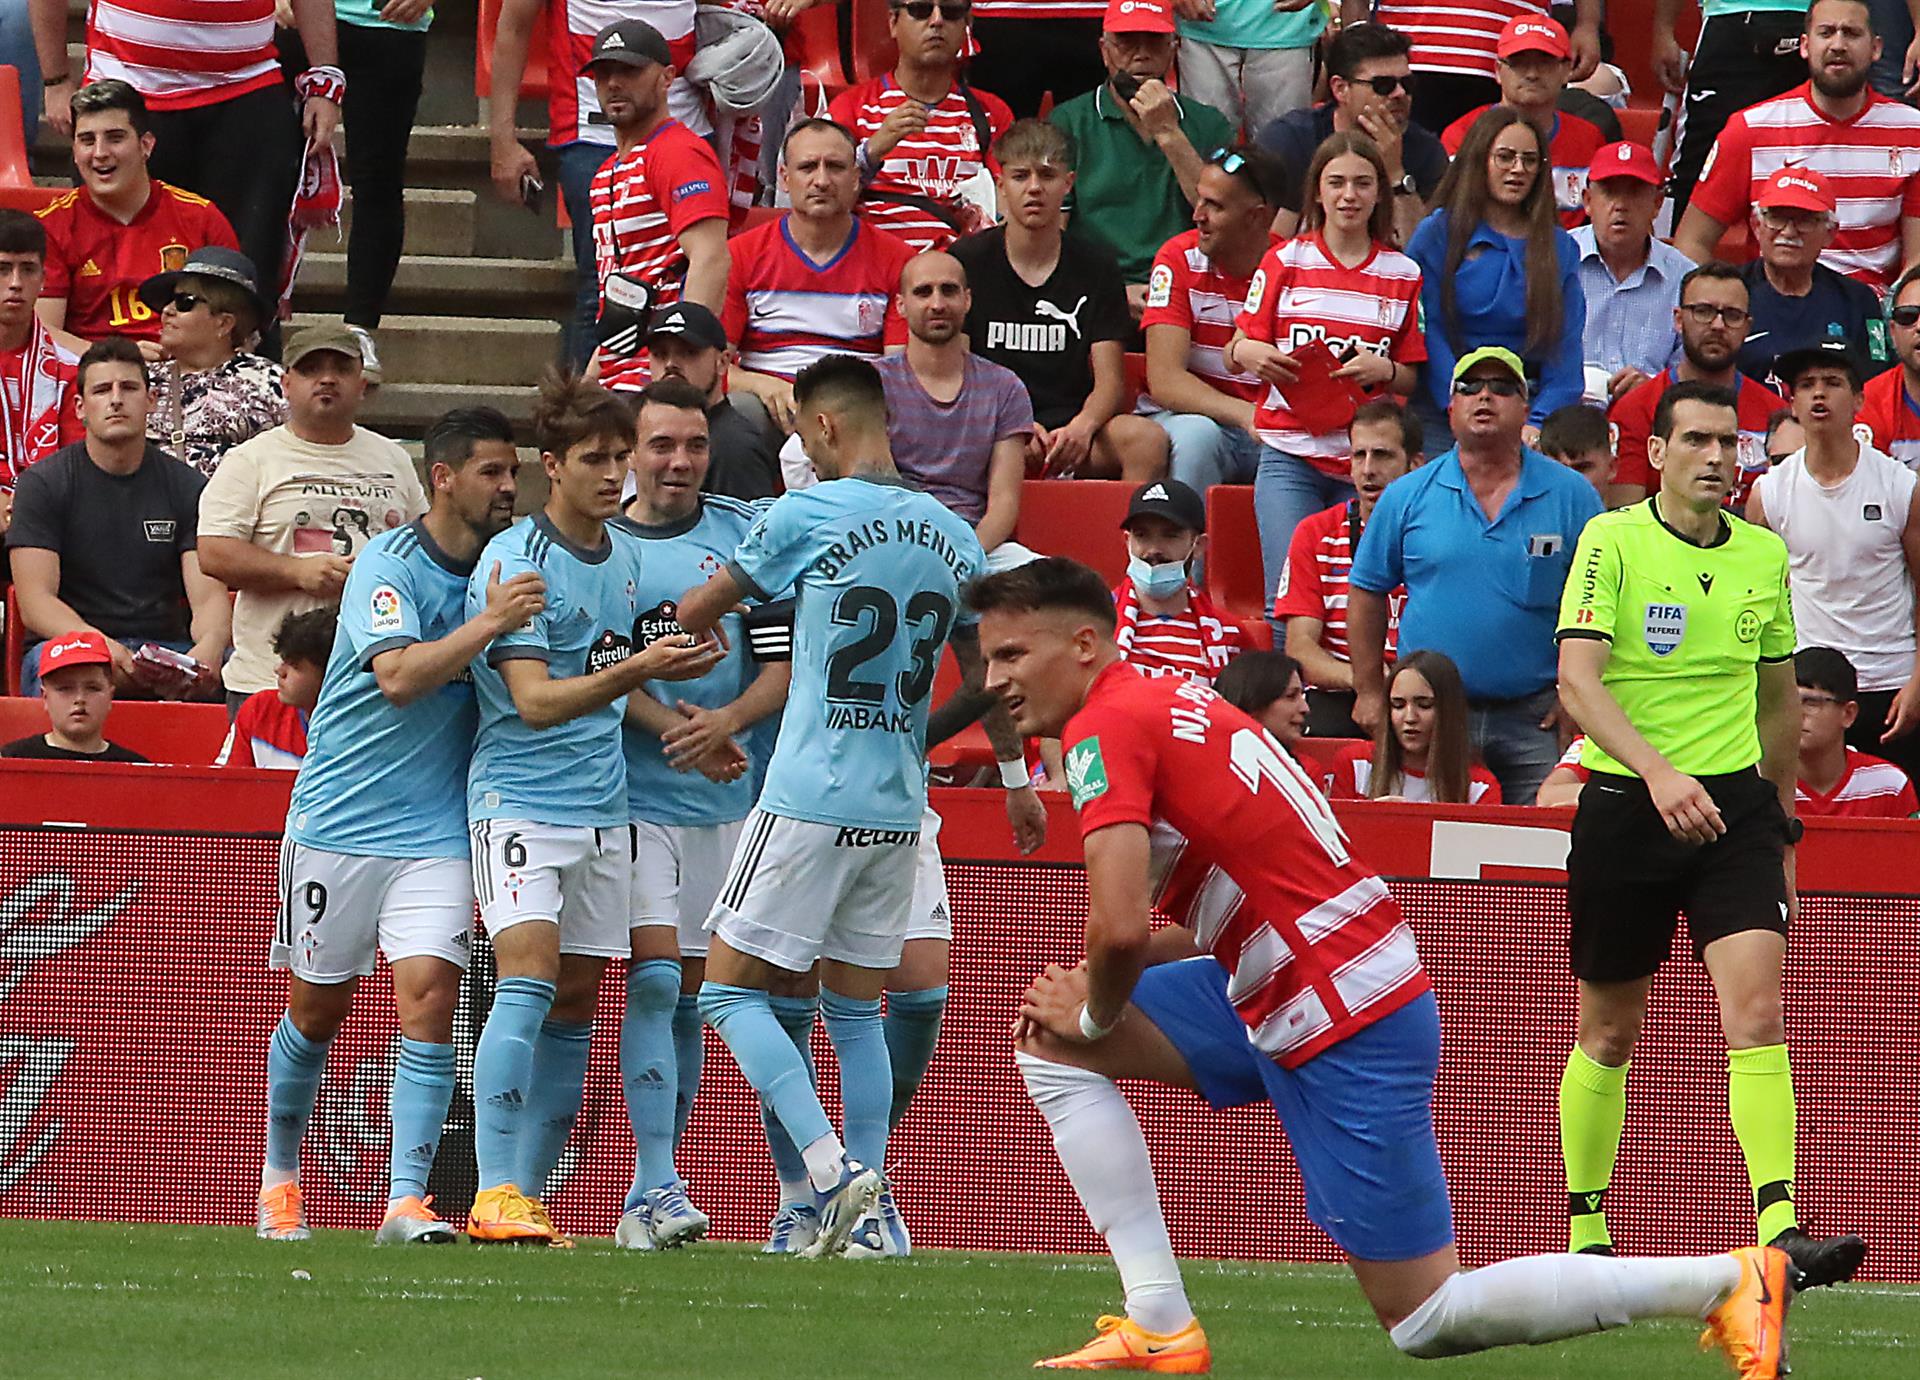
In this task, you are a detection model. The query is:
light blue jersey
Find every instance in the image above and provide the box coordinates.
[288,521,479,858]
[467,513,646,829]
[614,496,782,827]
[729,475,984,831]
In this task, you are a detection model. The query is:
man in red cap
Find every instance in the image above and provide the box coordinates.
[1349,0,1600,134]
[0,630,148,762]
[1733,164,1889,386]
[1048,0,1234,307]
[1572,142,1695,402]
[1677,0,1920,296]
[1440,15,1608,228]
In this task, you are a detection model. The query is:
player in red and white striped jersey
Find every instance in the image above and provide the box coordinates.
[1861,264,1920,471]
[582,20,730,394]
[1274,401,1415,739]
[829,2,1012,251]
[978,555,1792,1375]
[1676,3,1920,294]
[1111,479,1244,684]
[723,120,911,428]
[1365,0,1598,132]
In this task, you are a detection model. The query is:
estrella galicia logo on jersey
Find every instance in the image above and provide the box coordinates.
[1735,609,1762,642]
[586,628,634,674]
[1065,737,1110,810]
[369,584,404,633]
[1642,603,1687,657]
[632,600,684,650]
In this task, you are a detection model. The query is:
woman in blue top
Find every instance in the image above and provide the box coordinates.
[1406,106,1584,454]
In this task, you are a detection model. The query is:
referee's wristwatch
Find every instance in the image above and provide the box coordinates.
[1784,816,1804,845]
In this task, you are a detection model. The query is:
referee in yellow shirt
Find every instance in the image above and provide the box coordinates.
[1554,376,1866,1288]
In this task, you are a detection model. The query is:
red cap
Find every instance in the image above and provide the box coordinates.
[1103,0,1175,34]
[1497,15,1571,60]
[38,630,112,676]
[1588,141,1661,186]
[1756,165,1836,214]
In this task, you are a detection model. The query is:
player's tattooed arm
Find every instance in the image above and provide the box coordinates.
[675,566,751,638]
[373,562,545,707]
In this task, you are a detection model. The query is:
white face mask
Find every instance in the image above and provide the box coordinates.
[1127,553,1188,599]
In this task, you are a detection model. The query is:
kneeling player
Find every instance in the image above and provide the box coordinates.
[977,558,1795,1379]
[260,410,540,1243]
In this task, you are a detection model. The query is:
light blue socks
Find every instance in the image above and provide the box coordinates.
[265,1014,330,1176]
[388,1036,456,1203]
[884,985,947,1129]
[822,990,891,1172]
[622,959,681,1210]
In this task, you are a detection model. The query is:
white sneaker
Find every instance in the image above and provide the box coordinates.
[257,1181,310,1242]
[844,1188,911,1258]
[763,1201,821,1255]
[345,323,384,386]
[615,1203,656,1251]
[643,1182,710,1249]
[800,1161,884,1259]
[374,1194,457,1245]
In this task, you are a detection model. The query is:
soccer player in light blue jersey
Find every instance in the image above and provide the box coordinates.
[261,408,544,1245]
[463,375,723,1245]
[607,377,794,1250]
[677,354,986,1257]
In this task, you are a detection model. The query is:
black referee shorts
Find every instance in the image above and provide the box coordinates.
[1566,768,1791,983]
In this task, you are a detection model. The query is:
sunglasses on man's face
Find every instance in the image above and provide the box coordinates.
[1453,376,1525,398]
[1891,304,1920,327]
[1352,73,1413,96]
[892,1,970,19]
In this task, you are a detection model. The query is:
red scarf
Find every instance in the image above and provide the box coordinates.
[0,317,79,487]
[278,136,343,318]
[1112,577,1242,679]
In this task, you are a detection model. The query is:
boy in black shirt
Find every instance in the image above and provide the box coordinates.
[952,120,1167,481]
[1,630,148,762]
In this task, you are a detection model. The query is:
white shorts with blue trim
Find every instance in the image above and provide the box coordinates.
[469,819,631,959]
[629,816,748,957]
[273,840,472,983]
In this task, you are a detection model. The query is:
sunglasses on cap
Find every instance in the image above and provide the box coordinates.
[1209,147,1247,175]
[892,1,970,18]
[1891,304,1920,327]
[1453,376,1526,398]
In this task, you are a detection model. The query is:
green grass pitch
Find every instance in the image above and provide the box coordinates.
[4,1222,1914,1378]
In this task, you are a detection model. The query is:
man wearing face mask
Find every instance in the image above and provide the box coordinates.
[1112,478,1245,683]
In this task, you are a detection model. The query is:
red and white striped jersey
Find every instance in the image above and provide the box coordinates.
[1236,233,1424,472]
[589,119,729,392]
[1141,229,1273,407]
[829,76,1012,252]
[216,690,308,770]
[547,0,699,147]
[721,214,912,378]
[1690,83,1920,292]
[1113,577,1245,683]
[1797,747,1919,818]
[1370,0,1546,81]
[1067,662,1430,1067]
[84,0,282,110]
[1858,364,1920,472]
[0,321,82,489]
[1608,367,1786,504]
[1326,743,1502,804]
[1271,501,1403,671]
[972,0,1104,17]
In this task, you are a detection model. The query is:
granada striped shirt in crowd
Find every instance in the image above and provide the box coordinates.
[1370,0,1546,81]
[721,215,912,378]
[1112,578,1245,683]
[1271,501,1403,669]
[1140,229,1275,407]
[1607,367,1785,505]
[1858,365,1920,471]
[1442,105,1609,228]
[588,119,729,392]
[1235,233,1425,473]
[547,0,698,147]
[830,76,1013,251]
[85,0,283,108]
[1797,747,1919,818]
[1689,83,1920,292]
[1326,745,1502,804]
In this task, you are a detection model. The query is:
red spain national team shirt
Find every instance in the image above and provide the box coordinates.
[1064,660,1428,1066]
[37,181,238,342]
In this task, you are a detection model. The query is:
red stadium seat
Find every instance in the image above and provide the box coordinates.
[1202,484,1267,621]
[1012,479,1132,585]
[1287,735,1365,793]
[1121,352,1147,413]
[4,592,22,696]
[476,0,552,103]
[0,185,57,213]
[1607,0,1697,113]
[736,204,783,234]
[0,695,231,764]
[927,645,997,774]
[1616,106,1665,164]
[790,4,852,97]
[0,67,32,189]
[850,0,898,82]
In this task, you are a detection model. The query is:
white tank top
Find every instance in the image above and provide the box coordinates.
[1755,442,1917,691]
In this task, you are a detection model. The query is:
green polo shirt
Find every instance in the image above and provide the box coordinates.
[1048,85,1234,285]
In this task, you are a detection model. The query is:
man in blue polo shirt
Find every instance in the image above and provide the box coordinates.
[1346,347,1602,804]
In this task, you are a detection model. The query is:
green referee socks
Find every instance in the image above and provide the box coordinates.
[1728,1042,1799,1243]
[1559,1046,1628,1253]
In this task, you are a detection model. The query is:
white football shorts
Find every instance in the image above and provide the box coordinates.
[469,819,631,958]
[902,805,951,943]
[629,816,748,957]
[273,839,472,983]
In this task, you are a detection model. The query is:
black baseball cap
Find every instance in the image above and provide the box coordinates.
[1774,340,1866,391]
[647,301,726,351]
[581,19,673,74]
[1122,478,1205,533]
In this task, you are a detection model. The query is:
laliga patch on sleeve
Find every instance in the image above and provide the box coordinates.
[370,584,404,633]
[1146,263,1173,310]
[674,180,713,201]
[1065,737,1110,810]
[1243,267,1267,317]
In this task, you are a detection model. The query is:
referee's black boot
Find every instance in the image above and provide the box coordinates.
[1768,1226,1867,1288]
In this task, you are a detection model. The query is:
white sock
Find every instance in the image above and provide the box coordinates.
[800,1132,847,1194]
[1389,1253,1744,1359]
[779,1178,813,1208]
[260,1164,296,1190]
[1017,1051,1193,1335]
